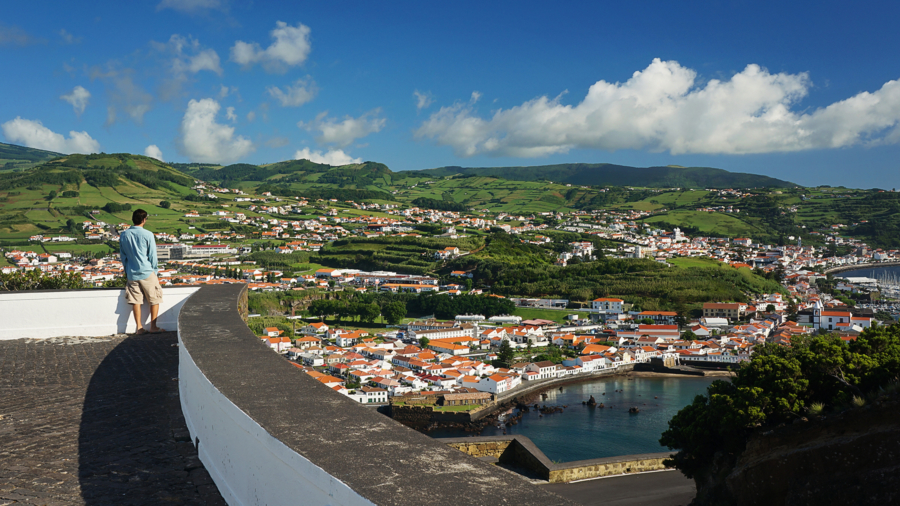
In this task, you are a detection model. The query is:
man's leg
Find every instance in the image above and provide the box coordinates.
[132,303,144,332]
[149,304,161,332]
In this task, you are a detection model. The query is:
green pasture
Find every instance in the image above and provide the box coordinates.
[668,256,727,269]
[641,210,763,237]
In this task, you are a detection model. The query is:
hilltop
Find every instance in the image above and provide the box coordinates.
[408,163,797,189]
[0,142,64,171]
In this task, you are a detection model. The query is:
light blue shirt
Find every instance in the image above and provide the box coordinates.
[119,225,158,281]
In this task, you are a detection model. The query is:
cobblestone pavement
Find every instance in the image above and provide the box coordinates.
[0,334,226,505]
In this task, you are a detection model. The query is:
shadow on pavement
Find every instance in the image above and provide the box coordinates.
[78,333,224,505]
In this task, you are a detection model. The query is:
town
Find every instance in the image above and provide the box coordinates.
[4,184,897,412]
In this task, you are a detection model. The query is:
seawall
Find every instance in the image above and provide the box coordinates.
[443,435,672,483]
[824,261,900,275]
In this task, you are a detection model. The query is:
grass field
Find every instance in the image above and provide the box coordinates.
[667,257,727,269]
[641,210,764,236]
[43,243,114,256]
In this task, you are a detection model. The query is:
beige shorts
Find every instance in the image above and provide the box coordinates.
[125,273,163,306]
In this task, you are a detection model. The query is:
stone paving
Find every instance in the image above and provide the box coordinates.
[0,333,226,506]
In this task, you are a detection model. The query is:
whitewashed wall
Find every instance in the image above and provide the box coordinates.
[177,331,376,506]
[0,287,199,339]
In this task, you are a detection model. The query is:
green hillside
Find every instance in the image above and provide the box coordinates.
[0,142,64,172]
[408,163,797,189]
[2,146,899,252]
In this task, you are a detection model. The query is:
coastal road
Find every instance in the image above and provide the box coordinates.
[543,470,695,506]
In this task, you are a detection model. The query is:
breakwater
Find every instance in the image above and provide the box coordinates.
[825,261,900,275]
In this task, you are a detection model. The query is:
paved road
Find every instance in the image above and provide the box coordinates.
[0,334,225,505]
[544,470,695,506]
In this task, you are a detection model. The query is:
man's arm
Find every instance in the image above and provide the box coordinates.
[148,232,158,274]
[119,232,130,273]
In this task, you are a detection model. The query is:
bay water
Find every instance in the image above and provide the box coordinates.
[432,375,718,463]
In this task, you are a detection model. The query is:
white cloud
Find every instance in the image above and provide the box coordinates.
[470,91,482,103]
[415,58,900,157]
[413,90,433,111]
[219,85,237,98]
[231,21,311,73]
[144,144,165,161]
[226,106,236,122]
[179,98,254,163]
[157,33,222,75]
[151,35,222,101]
[157,0,226,13]
[59,29,81,45]
[294,147,361,166]
[60,86,90,115]
[267,77,317,107]
[300,109,385,148]
[1,117,99,154]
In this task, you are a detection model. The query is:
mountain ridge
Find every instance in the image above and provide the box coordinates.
[404,163,797,188]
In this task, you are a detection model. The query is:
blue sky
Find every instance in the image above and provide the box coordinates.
[2,0,899,188]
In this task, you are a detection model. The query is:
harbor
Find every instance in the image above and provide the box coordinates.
[431,375,717,463]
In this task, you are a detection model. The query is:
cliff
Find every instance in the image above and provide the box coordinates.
[693,397,900,505]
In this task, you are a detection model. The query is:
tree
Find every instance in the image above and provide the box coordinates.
[382,301,407,325]
[766,304,777,313]
[660,328,900,482]
[498,340,515,365]
[360,303,380,324]
[47,190,57,200]
[681,329,698,341]
[419,336,430,349]
[159,200,171,209]
[640,318,654,325]
[0,270,85,291]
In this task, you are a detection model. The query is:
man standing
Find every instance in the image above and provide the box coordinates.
[120,209,165,334]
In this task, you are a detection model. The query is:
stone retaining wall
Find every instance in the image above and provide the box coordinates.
[443,435,673,483]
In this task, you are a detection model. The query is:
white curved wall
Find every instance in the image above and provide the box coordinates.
[177,329,375,506]
[0,287,199,340]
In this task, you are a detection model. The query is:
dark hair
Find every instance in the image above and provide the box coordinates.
[132,209,148,225]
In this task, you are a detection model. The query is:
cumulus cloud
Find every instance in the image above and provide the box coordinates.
[225,106,237,122]
[294,147,361,166]
[267,77,317,107]
[179,98,253,163]
[157,0,226,13]
[1,117,99,154]
[415,58,900,157]
[59,29,81,45]
[231,21,311,73]
[413,90,433,111]
[144,144,164,161]
[60,86,90,115]
[300,110,385,148]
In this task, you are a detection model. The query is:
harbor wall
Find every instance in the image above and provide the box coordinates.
[443,435,673,483]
